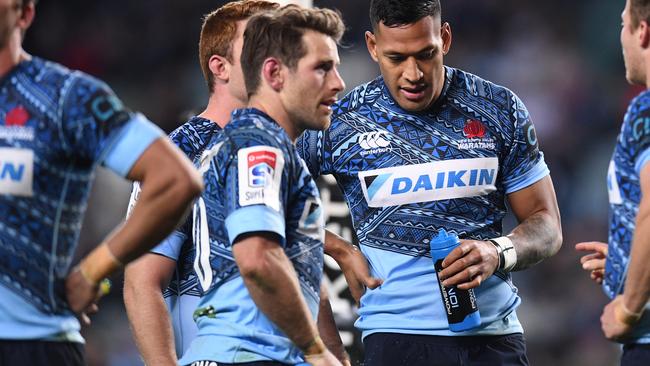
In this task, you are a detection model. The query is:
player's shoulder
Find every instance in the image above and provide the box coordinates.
[447,67,519,112]
[333,76,384,117]
[225,108,289,150]
[169,116,221,157]
[626,89,650,120]
[13,57,110,103]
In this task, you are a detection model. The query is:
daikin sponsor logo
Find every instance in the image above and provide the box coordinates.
[358,157,499,207]
[0,148,34,196]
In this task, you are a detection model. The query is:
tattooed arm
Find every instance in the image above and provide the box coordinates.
[439,175,562,289]
[506,175,563,270]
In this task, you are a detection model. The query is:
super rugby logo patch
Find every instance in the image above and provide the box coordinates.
[0,147,34,196]
[238,146,284,211]
[358,157,499,207]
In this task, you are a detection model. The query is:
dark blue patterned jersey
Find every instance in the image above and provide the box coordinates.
[126,116,221,356]
[0,57,163,341]
[297,67,549,338]
[605,89,650,343]
[179,108,324,365]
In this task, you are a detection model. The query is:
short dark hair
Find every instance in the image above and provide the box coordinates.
[369,0,440,29]
[630,0,650,28]
[199,0,279,93]
[241,5,345,96]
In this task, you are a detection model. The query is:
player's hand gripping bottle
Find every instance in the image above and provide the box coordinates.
[430,229,481,332]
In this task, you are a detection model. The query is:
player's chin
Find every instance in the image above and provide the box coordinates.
[397,97,431,112]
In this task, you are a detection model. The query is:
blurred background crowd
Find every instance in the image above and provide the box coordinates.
[25,0,634,365]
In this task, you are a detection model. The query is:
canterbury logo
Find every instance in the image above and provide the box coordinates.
[359,131,390,150]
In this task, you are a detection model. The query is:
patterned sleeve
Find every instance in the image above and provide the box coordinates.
[296,127,332,179]
[59,72,163,177]
[624,95,650,174]
[500,91,550,193]
[222,132,290,246]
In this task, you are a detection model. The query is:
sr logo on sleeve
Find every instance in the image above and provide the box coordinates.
[358,157,499,207]
[238,146,284,211]
[0,148,34,197]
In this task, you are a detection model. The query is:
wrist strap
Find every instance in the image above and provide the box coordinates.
[300,335,326,356]
[79,244,123,285]
[615,300,644,325]
[489,236,517,272]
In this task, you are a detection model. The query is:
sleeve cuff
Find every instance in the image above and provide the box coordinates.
[150,230,188,260]
[101,113,164,177]
[635,148,650,175]
[225,205,285,245]
[503,158,550,194]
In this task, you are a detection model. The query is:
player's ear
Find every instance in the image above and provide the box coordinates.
[17,1,35,33]
[441,22,452,56]
[365,31,379,63]
[262,57,284,92]
[640,20,650,49]
[209,54,230,83]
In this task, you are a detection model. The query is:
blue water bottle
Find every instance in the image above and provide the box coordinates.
[430,229,481,332]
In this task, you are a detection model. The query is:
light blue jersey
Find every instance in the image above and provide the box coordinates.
[0,57,162,341]
[298,67,549,339]
[179,108,324,365]
[605,89,650,344]
[126,116,221,356]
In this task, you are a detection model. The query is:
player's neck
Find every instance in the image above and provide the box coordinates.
[0,33,27,79]
[248,93,299,142]
[198,91,246,129]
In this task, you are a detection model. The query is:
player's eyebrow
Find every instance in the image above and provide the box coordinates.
[383,45,437,57]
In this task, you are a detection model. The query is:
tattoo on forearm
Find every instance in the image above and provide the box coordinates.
[509,212,561,271]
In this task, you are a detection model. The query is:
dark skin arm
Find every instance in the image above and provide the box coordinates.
[438,176,562,289]
[66,138,203,317]
[323,230,382,305]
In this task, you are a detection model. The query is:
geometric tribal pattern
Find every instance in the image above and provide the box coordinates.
[298,66,546,257]
[0,57,132,314]
[604,90,650,298]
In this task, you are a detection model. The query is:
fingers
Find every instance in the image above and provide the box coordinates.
[579,253,606,265]
[348,283,364,306]
[79,312,91,327]
[441,265,482,289]
[575,241,608,255]
[362,276,383,289]
[441,245,469,268]
[85,303,99,315]
[591,269,604,284]
[582,258,606,272]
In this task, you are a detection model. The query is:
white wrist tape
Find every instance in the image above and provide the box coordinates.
[489,236,517,272]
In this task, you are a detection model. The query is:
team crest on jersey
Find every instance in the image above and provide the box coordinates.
[358,157,499,207]
[0,148,34,196]
[457,119,495,150]
[1,106,34,141]
[359,131,392,156]
[238,146,284,211]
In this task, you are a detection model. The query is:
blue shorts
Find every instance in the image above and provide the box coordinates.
[0,340,85,366]
[622,343,650,366]
[363,332,529,366]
